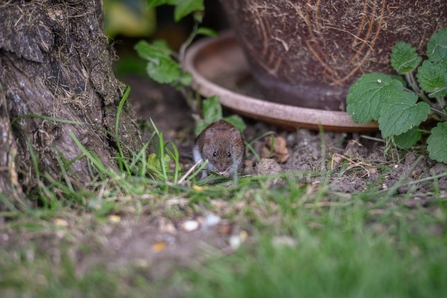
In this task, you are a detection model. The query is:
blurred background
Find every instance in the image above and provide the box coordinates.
[104,0,229,77]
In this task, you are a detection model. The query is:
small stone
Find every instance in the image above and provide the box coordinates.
[181,220,199,232]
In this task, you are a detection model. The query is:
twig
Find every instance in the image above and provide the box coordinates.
[178,159,203,185]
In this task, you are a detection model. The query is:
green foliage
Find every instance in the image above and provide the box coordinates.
[427,28,447,65]
[391,42,422,74]
[393,127,422,149]
[347,28,447,162]
[202,95,222,124]
[427,122,447,163]
[416,61,447,98]
[174,0,204,22]
[147,153,171,177]
[346,73,404,123]
[134,40,181,84]
[147,0,204,22]
[378,91,429,138]
[196,27,218,37]
[195,96,246,136]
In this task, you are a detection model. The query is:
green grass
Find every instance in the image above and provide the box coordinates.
[179,197,447,298]
[1,118,447,297]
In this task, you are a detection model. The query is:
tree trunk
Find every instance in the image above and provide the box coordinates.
[0,0,142,201]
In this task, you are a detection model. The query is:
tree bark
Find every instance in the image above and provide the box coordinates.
[0,0,142,200]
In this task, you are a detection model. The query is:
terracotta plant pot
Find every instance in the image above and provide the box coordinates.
[219,0,447,111]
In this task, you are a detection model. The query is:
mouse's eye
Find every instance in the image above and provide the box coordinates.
[213,151,217,157]
[227,152,231,158]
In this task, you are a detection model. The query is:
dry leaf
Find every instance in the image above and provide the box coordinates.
[262,136,290,163]
[344,139,362,157]
[218,224,232,234]
[152,241,166,252]
[53,218,68,227]
[108,215,121,223]
[192,185,205,191]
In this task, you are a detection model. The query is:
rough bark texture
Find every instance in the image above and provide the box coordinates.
[0,0,142,199]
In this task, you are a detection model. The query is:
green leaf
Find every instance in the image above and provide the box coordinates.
[203,96,222,124]
[427,122,447,163]
[134,40,171,60]
[223,115,246,133]
[173,0,204,22]
[197,27,218,37]
[378,91,430,138]
[346,73,404,123]
[427,28,447,64]
[393,127,421,149]
[150,39,174,56]
[416,60,447,98]
[389,75,407,87]
[195,96,223,136]
[146,58,181,84]
[179,72,193,86]
[135,40,181,83]
[147,153,171,173]
[194,121,208,136]
[391,42,422,74]
[147,0,166,9]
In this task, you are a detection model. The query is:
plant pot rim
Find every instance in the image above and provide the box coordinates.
[183,32,378,132]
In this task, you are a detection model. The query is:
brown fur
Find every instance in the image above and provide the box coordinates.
[193,120,245,175]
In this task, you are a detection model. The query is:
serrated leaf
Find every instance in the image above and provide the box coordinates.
[173,0,204,22]
[378,91,430,138]
[203,96,222,124]
[150,39,174,56]
[347,73,404,123]
[416,60,447,98]
[135,39,180,83]
[427,28,447,63]
[393,127,421,149]
[134,40,171,60]
[223,115,246,132]
[391,42,422,74]
[146,58,181,83]
[197,27,218,37]
[427,122,447,163]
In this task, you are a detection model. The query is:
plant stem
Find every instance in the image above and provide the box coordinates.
[179,21,199,65]
[430,108,446,121]
[405,72,431,105]
[177,21,200,112]
[436,96,446,112]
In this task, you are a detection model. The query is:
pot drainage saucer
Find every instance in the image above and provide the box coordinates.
[183,32,378,132]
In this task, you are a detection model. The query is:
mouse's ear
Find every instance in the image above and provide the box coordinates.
[229,127,241,139]
[204,126,216,138]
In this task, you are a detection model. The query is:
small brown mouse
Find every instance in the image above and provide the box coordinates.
[193,120,245,177]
